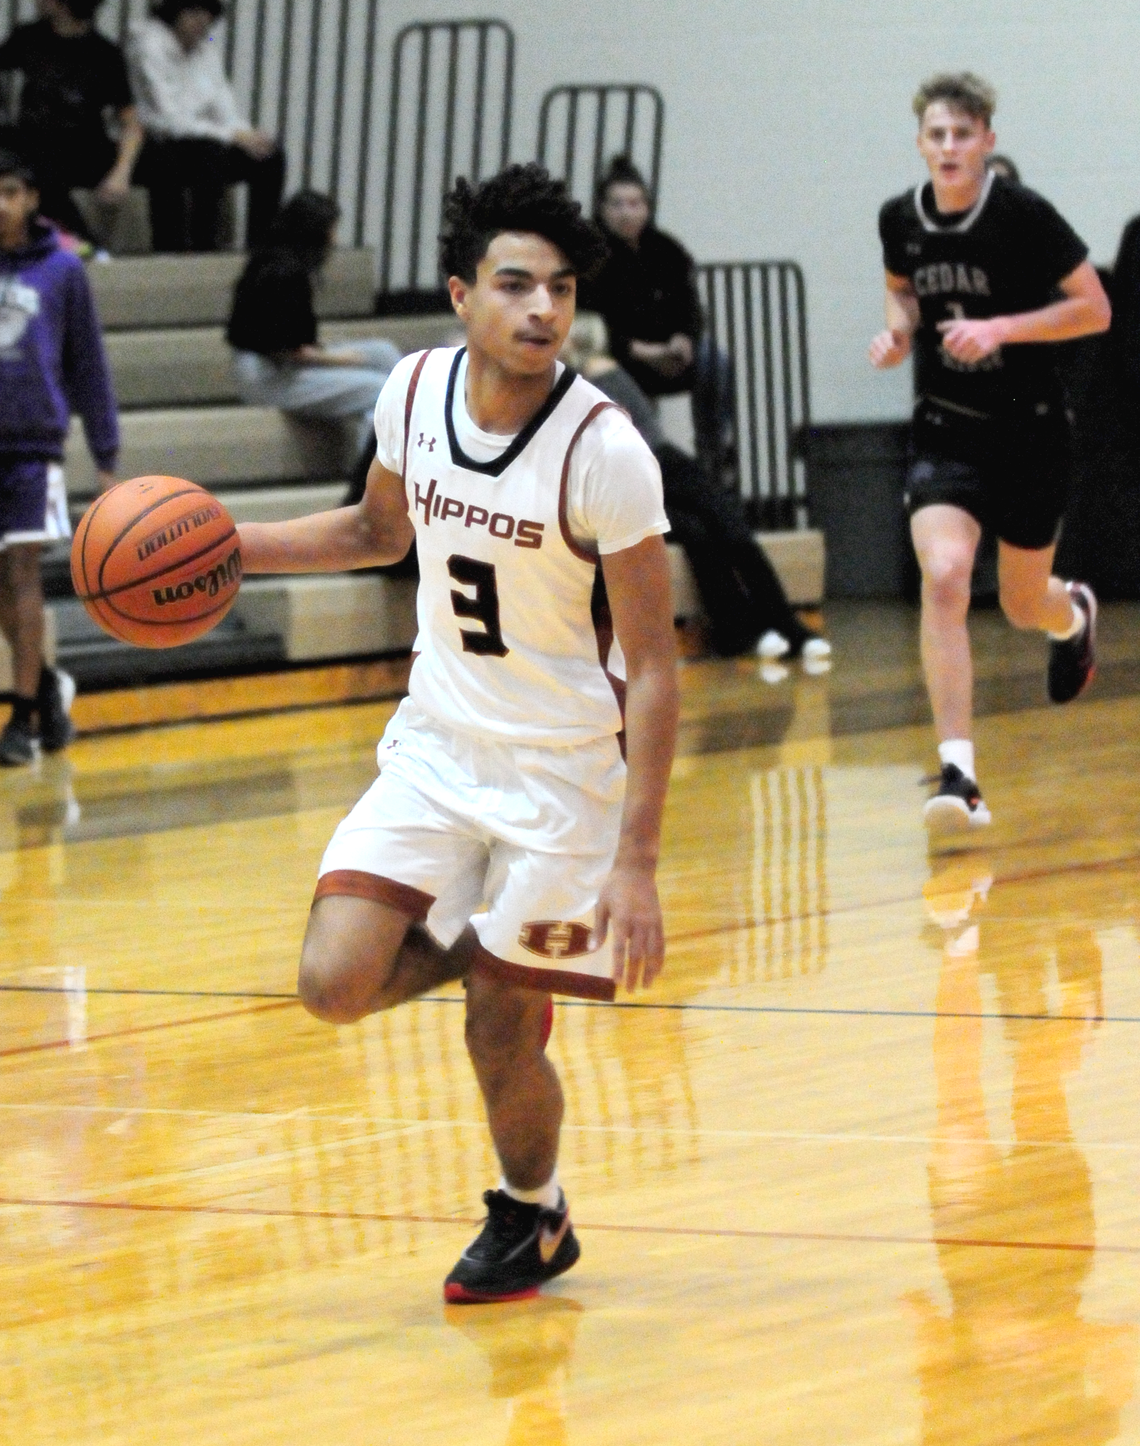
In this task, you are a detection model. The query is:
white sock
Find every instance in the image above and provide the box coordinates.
[939,738,976,783]
[500,1172,561,1210]
[1048,599,1085,642]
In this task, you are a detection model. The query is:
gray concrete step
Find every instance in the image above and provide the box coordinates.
[89,247,377,330]
[213,482,349,525]
[235,574,418,661]
[64,406,354,500]
[105,314,459,409]
[51,597,286,690]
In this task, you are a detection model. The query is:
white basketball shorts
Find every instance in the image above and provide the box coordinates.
[315,699,626,1000]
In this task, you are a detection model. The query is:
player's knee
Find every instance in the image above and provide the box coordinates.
[921,551,972,612]
[297,951,370,1024]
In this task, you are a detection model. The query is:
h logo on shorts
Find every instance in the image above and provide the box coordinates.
[519,921,593,960]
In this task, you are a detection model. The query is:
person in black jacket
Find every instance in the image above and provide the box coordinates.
[581,155,732,472]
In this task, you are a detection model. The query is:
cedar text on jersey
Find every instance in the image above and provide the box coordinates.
[913,263,991,298]
[412,477,545,549]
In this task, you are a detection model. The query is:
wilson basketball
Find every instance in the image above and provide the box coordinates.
[70,476,242,649]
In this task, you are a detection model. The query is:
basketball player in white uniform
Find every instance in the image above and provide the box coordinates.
[236,164,679,1301]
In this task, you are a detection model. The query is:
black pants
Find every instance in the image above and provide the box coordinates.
[7,128,115,241]
[137,137,285,252]
[657,443,807,657]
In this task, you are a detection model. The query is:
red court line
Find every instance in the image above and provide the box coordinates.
[0,999,298,1059]
[0,1194,1127,1254]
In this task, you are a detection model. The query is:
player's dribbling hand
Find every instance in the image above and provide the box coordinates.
[594,863,666,992]
[868,328,911,368]
[937,316,1006,363]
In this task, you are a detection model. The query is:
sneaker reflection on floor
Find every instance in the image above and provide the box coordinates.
[444,1295,583,1446]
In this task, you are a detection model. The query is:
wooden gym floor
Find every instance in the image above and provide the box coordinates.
[2,599,1140,1446]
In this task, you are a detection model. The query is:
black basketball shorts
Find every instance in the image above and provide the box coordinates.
[904,396,1071,551]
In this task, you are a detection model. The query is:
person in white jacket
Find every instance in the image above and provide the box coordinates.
[129,0,284,252]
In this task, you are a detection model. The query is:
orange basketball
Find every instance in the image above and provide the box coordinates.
[70,476,242,649]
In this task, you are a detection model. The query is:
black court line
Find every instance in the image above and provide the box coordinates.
[0,983,1132,1027]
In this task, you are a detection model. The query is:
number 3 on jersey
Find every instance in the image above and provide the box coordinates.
[448,554,509,657]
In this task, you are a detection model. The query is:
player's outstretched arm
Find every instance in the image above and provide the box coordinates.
[869,272,918,368]
[596,534,680,992]
[938,259,1111,362]
[238,457,415,574]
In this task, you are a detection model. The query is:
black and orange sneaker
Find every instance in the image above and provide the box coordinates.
[1048,582,1097,704]
[923,763,992,836]
[444,1189,580,1304]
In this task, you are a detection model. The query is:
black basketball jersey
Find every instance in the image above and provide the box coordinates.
[879,172,1088,416]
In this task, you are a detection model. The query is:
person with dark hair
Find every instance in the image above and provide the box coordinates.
[0,0,144,243]
[872,72,1111,837]
[128,1,284,251]
[227,190,400,455]
[0,149,118,763]
[581,154,732,471]
[562,312,830,665]
[234,162,678,1304]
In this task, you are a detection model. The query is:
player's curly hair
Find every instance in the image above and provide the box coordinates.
[913,72,997,127]
[439,163,608,283]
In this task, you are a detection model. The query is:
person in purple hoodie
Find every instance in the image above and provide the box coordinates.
[0,148,119,764]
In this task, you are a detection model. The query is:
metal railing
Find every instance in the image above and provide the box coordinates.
[379,19,514,298]
[537,83,663,211]
[697,261,811,530]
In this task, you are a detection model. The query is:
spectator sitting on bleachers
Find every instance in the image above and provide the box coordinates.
[227,189,401,471]
[562,314,829,664]
[0,0,143,245]
[580,154,733,474]
[129,0,283,252]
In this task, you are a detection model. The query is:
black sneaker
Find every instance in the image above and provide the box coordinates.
[37,667,76,753]
[444,1189,580,1304]
[923,763,992,835]
[1048,582,1097,704]
[0,714,39,767]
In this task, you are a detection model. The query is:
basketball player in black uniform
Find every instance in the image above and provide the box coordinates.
[871,73,1110,836]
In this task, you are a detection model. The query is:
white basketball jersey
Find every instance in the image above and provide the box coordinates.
[398,347,654,746]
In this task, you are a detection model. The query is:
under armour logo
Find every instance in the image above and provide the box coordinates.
[417,433,436,452]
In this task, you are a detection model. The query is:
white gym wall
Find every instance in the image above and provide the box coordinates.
[373,0,1138,422]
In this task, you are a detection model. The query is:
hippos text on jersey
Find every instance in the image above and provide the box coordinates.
[413,479,545,548]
